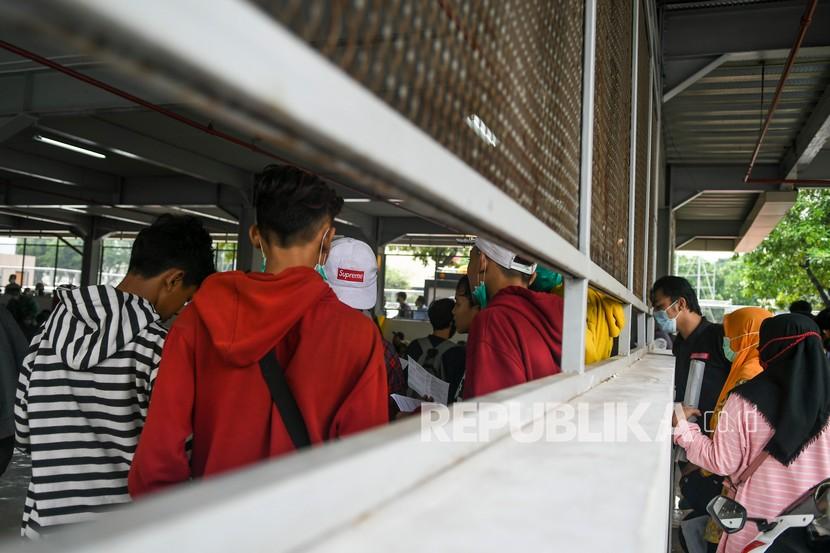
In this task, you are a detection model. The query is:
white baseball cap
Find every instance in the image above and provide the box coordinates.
[474,237,537,275]
[325,237,378,310]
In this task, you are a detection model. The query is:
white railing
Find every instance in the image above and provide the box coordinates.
[1,351,674,553]
[0,0,671,550]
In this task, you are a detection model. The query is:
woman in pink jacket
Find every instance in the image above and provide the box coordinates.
[674,313,830,553]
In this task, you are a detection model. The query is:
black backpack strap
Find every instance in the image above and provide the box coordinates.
[259,349,311,450]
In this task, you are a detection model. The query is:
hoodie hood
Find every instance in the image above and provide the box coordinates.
[192,268,331,366]
[47,285,161,370]
[489,286,563,351]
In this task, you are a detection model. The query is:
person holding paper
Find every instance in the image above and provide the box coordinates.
[406,298,466,403]
[651,276,731,553]
[463,238,563,399]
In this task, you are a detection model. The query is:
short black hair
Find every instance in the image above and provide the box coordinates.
[815,307,830,331]
[428,298,455,330]
[650,276,702,316]
[789,300,813,316]
[128,214,215,287]
[456,275,478,306]
[254,165,343,247]
[396,292,407,301]
[456,275,472,297]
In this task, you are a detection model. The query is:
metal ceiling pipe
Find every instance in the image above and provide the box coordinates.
[744,0,830,186]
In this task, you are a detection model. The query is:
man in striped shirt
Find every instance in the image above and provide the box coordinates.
[14,214,215,538]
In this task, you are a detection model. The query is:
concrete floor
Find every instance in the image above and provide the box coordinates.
[0,450,29,541]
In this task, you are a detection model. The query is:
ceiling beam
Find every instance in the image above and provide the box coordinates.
[662,1,830,59]
[735,191,797,253]
[378,217,453,246]
[0,65,171,117]
[0,176,245,208]
[669,164,780,209]
[38,117,251,190]
[676,237,737,252]
[781,83,830,179]
[661,0,830,93]
[0,113,37,142]
[0,146,117,190]
[0,206,87,234]
[119,177,244,207]
[663,47,830,103]
[0,211,77,233]
[675,219,743,240]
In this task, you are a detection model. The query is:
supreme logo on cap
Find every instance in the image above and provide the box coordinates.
[337,268,365,283]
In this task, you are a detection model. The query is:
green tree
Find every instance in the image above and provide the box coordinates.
[15,237,83,286]
[738,189,830,310]
[410,246,469,272]
[385,266,409,290]
[715,256,762,307]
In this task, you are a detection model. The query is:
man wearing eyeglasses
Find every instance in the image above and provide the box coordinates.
[651,275,731,553]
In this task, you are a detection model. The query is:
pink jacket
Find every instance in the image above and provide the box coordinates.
[675,394,830,553]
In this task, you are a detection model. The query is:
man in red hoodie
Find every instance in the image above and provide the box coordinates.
[129,165,388,497]
[463,238,563,399]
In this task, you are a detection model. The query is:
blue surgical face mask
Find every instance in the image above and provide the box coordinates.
[315,228,331,282]
[653,300,679,334]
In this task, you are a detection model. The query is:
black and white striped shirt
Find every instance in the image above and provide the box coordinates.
[15,285,166,538]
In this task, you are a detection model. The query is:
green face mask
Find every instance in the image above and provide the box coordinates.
[471,263,488,309]
[315,264,329,282]
[472,280,488,309]
[722,332,759,364]
[722,336,736,363]
[530,265,564,292]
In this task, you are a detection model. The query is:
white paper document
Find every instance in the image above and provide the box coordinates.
[390,394,423,413]
[406,356,450,405]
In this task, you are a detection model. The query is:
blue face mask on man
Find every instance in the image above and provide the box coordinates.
[653,300,679,334]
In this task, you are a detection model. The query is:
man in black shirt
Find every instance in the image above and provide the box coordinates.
[406,298,466,402]
[651,276,730,426]
[651,276,731,552]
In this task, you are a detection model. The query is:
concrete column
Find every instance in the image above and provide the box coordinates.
[80,218,102,286]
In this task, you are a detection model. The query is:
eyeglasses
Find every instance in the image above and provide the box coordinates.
[652,299,678,316]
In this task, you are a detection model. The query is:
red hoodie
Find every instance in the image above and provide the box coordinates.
[463,286,563,399]
[128,268,388,497]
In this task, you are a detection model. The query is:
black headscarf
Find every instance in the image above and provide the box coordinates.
[731,313,830,466]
